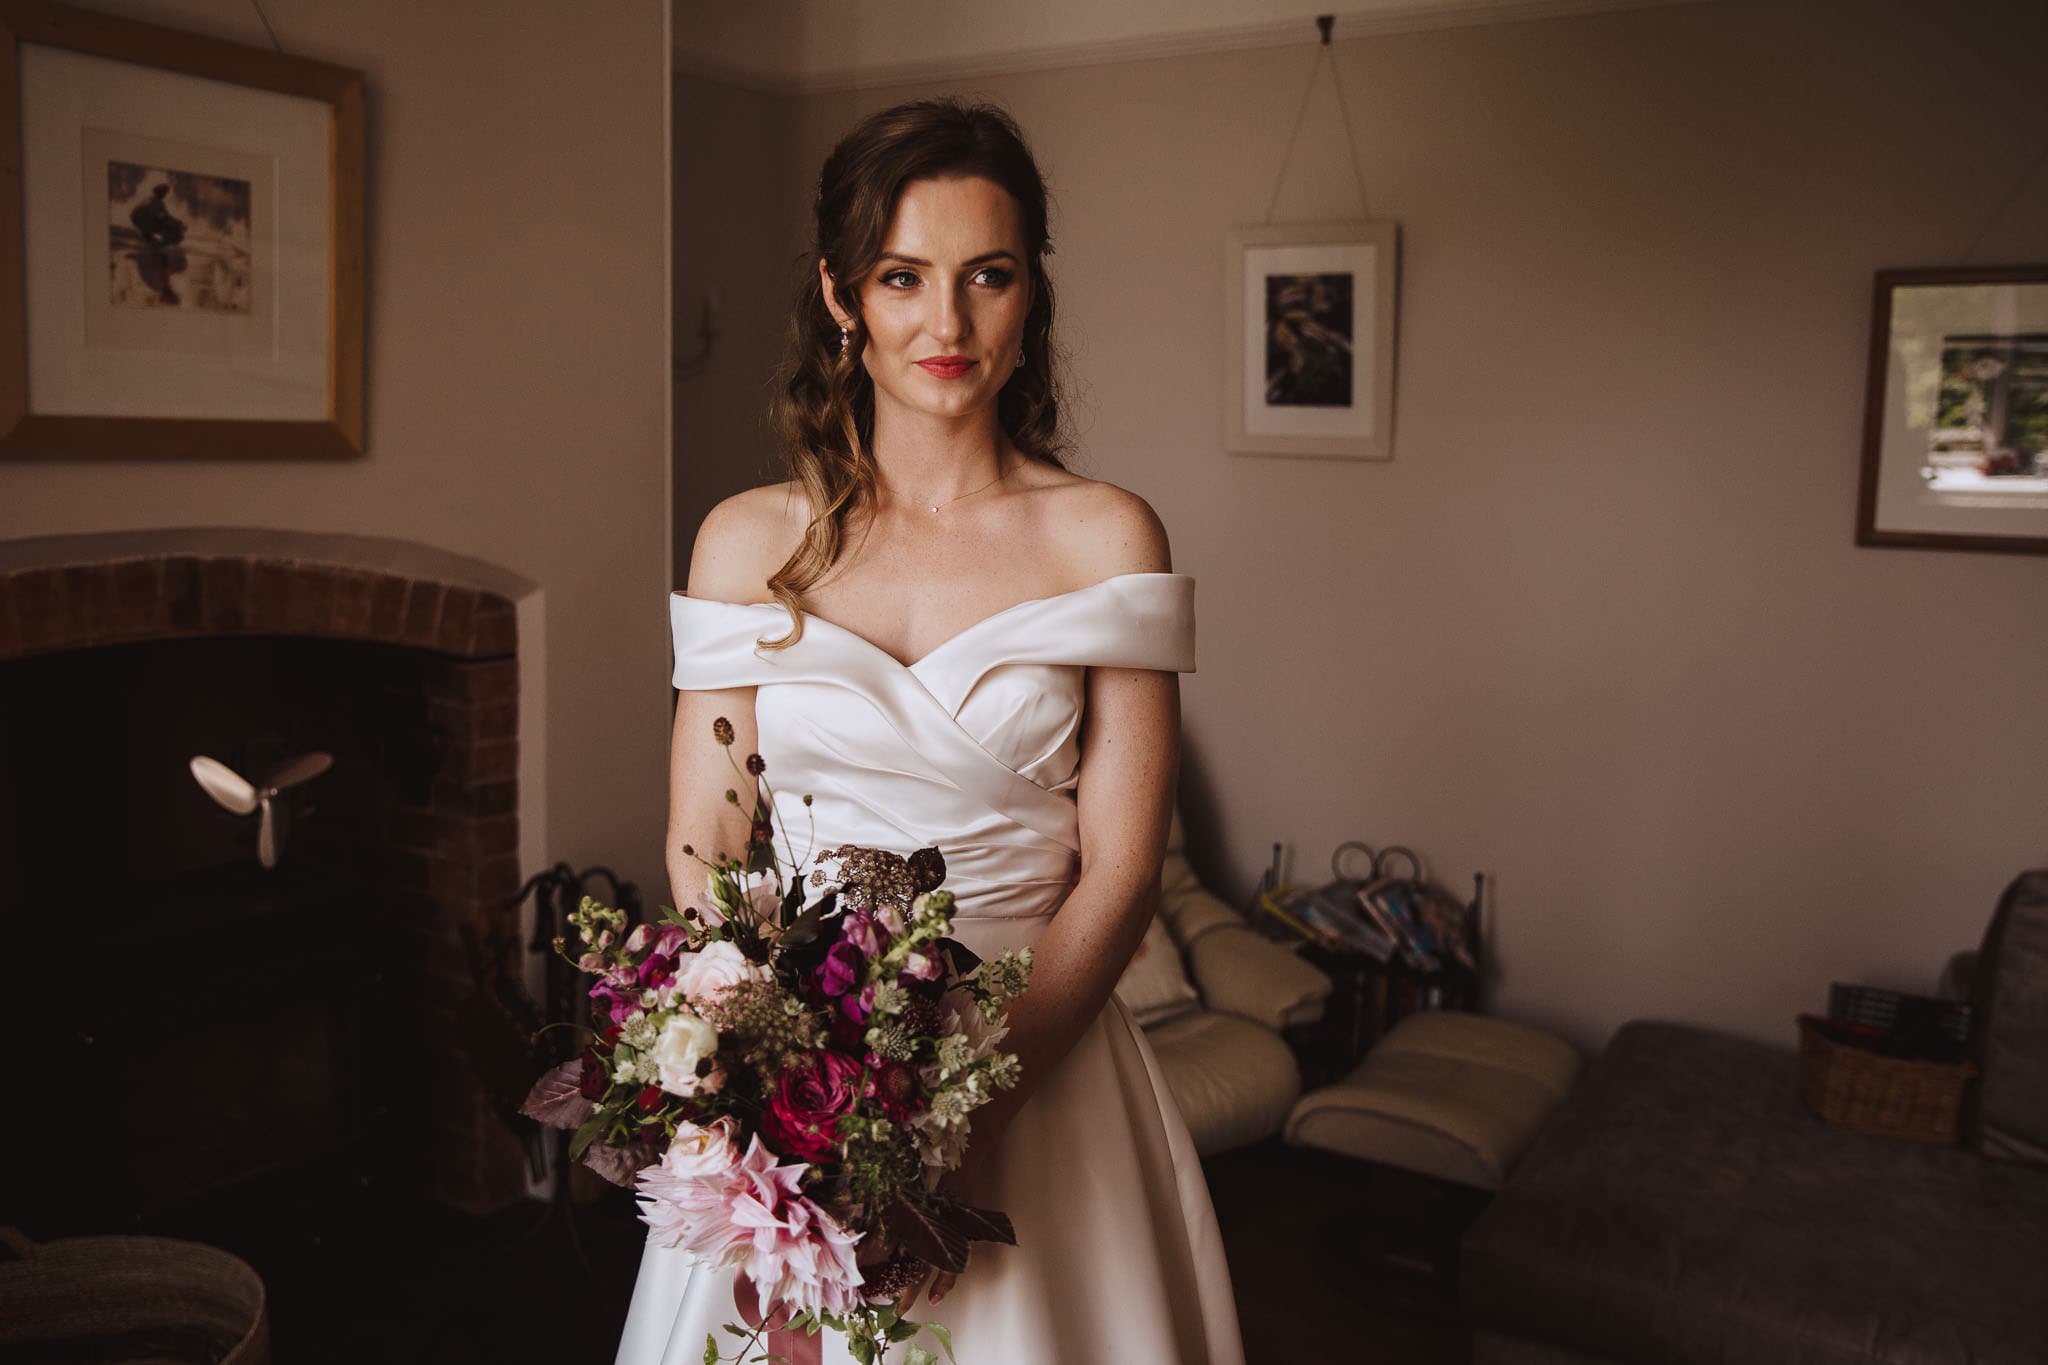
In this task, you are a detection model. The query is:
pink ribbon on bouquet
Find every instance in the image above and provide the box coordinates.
[733,1274,824,1365]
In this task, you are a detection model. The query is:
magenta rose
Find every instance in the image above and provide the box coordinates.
[862,1058,925,1122]
[760,1050,864,1164]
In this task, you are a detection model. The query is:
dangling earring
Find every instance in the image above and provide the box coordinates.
[837,326,849,355]
[1015,345,1026,369]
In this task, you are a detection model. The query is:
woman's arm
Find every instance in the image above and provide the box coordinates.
[666,490,785,908]
[904,486,1180,1311]
[952,487,1182,1160]
[962,660,1180,1150]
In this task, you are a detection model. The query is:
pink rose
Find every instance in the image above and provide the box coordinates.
[669,940,769,1009]
[760,1050,863,1164]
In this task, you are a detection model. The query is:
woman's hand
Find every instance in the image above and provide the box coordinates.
[892,1117,1007,1314]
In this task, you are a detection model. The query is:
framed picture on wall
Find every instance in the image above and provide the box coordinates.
[1856,265,2048,554]
[0,0,365,461]
[1224,220,1398,460]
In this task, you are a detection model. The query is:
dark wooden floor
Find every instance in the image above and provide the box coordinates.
[1203,1138,1482,1365]
[248,1141,1479,1364]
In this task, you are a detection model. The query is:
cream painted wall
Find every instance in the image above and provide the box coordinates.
[1,2,675,906]
[682,0,2048,1054]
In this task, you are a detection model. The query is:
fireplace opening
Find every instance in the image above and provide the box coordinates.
[0,634,451,1260]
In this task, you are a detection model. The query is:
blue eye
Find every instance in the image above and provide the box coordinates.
[975,266,1014,288]
[880,269,918,288]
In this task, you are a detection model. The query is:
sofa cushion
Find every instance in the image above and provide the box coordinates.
[1145,1009,1301,1158]
[1462,1020,2048,1365]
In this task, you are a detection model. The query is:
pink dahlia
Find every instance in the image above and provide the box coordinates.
[634,1116,752,1266]
[725,1134,865,1316]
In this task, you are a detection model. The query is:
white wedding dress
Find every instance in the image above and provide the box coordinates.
[614,571,1245,1365]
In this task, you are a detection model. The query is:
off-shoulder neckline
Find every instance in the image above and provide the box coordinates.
[670,569,1189,672]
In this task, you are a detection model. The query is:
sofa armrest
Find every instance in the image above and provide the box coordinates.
[1156,845,1331,1030]
[1185,926,1331,1031]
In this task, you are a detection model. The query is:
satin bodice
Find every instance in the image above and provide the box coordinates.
[667,572,1196,956]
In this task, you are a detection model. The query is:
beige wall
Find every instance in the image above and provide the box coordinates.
[1,2,675,905]
[682,0,2048,1053]
[671,73,803,586]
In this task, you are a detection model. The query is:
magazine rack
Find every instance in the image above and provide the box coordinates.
[1248,841,1486,1087]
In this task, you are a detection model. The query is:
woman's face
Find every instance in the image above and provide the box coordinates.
[820,174,1033,424]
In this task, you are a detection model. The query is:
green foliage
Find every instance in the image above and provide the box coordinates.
[568,1111,608,1161]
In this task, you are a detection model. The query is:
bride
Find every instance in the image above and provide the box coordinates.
[616,97,1245,1365]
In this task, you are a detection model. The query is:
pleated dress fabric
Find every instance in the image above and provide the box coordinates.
[613,571,1245,1365]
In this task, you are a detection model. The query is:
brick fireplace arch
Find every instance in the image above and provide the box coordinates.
[0,528,543,1213]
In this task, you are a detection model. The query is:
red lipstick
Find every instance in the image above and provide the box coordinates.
[916,356,976,378]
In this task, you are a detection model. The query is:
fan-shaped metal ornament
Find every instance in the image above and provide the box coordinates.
[188,751,334,868]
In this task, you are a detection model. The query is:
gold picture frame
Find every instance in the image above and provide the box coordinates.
[0,0,365,460]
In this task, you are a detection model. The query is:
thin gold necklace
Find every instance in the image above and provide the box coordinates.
[885,459,1013,514]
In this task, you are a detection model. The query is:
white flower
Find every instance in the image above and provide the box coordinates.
[937,1034,973,1074]
[619,1015,658,1050]
[649,1009,720,1097]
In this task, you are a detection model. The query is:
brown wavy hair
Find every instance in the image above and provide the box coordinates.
[759,96,1070,650]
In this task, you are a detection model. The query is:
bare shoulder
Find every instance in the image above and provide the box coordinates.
[1027,468,1172,582]
[683,480,808,604]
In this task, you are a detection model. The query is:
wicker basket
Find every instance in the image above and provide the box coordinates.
[1797,1014,1976,1145]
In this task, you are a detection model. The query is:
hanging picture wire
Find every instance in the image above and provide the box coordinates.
[1227,14,1399,461]
[1263,14,1374,225]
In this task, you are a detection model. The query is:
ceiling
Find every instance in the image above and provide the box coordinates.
[670,0,1705,92]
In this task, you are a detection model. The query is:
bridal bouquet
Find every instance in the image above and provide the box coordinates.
[521,716,1033,1365]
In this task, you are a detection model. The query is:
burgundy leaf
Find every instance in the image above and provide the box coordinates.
[886,1196,970,1274]
[520,1059,596,1130]
[907,845,946,892]
[582,1140,659,1188]
[925,1191,1016,1246]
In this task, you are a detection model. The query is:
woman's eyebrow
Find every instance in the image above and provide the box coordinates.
[877,250,1019,266]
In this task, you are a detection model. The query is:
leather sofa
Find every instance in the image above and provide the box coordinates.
[1115,809,1334,1157]
[1460,869,2048,1364]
